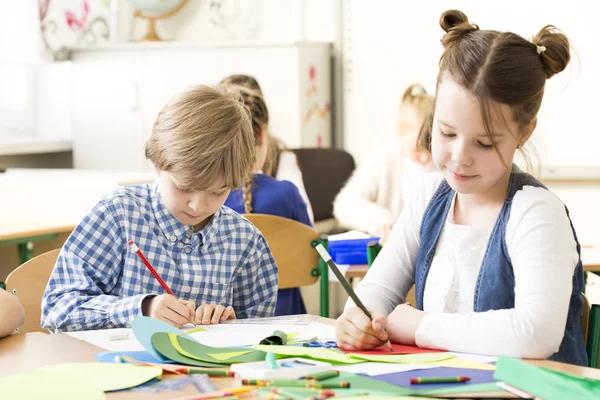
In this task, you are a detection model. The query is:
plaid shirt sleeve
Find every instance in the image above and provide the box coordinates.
[41,199,151,333]
[232,233,278,319]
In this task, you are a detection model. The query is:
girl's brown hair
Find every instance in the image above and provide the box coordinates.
[219,74,288,178]
[227,86,270,213]
[145,85,255,191]
[419,9,571,171]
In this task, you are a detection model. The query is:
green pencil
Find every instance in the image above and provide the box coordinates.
[300,370,340,381]
[409,376,470,384]
[186,368,235,377]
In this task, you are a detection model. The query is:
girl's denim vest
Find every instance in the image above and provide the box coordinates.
[414,169,587,366]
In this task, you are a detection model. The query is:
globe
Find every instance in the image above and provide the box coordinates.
[128,0,186,15]
[128,0,189,41]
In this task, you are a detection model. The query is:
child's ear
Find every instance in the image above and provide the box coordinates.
[520,118,537,147]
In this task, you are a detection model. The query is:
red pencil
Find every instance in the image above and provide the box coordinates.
[128,240,175,295]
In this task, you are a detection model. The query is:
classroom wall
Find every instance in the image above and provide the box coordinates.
[344,0,599,169]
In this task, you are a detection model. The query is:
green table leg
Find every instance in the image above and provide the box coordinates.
[0,233,58,264]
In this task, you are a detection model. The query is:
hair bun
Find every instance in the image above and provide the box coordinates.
[532,25,571,79]
[440,10,479,47]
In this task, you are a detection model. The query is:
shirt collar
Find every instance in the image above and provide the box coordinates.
[152,180,221,246]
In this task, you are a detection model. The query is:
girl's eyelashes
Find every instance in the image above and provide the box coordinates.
[440,130,494,149]
[478,141,494,149]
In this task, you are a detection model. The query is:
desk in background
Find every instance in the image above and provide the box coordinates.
[0,169,156,264]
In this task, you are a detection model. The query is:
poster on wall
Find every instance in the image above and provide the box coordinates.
[39,0,115,60]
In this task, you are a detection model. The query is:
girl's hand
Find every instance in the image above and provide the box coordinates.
[336,306,389,351]
[142,295,195,328]
[386,304,425,345]
[194,304,236,325]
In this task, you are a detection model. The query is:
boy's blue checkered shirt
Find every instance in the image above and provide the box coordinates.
[41,181,278,332]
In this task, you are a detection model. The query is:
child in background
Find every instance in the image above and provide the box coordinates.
[224,86,311,316]
[0,288,25,337]
[42,85,278,332]
[336,9,587,366]
[220,74,314,223]
[333,84,436,242]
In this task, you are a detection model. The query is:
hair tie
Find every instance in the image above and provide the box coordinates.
[536,45,546,55]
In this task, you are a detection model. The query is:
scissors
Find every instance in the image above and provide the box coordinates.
[304,340,338,349]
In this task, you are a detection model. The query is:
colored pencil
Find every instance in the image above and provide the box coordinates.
[409,376,471,384]
[315,244,393,352]
[242,379,350,389]
[300,370,340,381]
[128,239,195,326]
[185,368,235,377]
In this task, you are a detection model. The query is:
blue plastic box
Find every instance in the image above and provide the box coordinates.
[327,237,379,265]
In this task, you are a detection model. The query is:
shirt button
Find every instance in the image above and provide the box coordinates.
[169,235,177,243]
[186,230,193,238]
[184,245,192,253]
[183,286,191,293]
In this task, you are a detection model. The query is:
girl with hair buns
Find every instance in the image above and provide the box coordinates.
[333,83,436,243]
[220,74,314,223]
[336,9,587,366]
[224,86,311,316]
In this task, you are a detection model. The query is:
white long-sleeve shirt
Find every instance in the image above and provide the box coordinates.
[333,139,435,235]
[351,173,579,359]
[276,150,314,224]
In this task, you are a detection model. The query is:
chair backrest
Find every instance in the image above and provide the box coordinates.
[244,214,319,289]
[5,248,60,333]
[581,292,591,347]
[292,148,355,222]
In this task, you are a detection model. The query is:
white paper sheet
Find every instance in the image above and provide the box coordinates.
[333,362,437,376]
[66,328,144,352]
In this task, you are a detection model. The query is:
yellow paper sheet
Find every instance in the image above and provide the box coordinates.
[186,327,207,334]
[425,357,496,370]
[0,370,105,400]
[206,350,253,361]
[39,363,163,392]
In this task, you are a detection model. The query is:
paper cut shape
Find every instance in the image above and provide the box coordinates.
[368,366,496,390]
[0,370,105,400]
[131,316,197,362]
[348,343,444,355]
[252,344,364,364]
[426,357,496,370]
[151,333,224,367]
[169,334,265,364]
[206,350,254,361]
[349,352,455,364]
[38,363,162,392]
[96,350,170,364]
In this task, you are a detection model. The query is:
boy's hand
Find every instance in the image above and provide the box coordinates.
[336,306,389,351]
[142,295,195,328]
[194,304,236,325]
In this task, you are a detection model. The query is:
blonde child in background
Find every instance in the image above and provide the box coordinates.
[224,86,311,316]
[336,9,587,366]
[0,288,25,337]
[220,74,314,223]
[42,86,278,332]
[333,84,436,242]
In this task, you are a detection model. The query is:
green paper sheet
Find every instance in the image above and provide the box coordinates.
[349,352,454,364]
[206,350,253,361]
[0,370,105,400]
[252,344,365,364]
[173,334,266,364]
[151,333,225,367]
[494,355,600,400]
[39,363,162,392]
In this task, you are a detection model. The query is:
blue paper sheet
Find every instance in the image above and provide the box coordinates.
[96,350,169,364]
[368,366,496,390]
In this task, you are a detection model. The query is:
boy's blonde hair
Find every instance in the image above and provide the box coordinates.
[145,85,255,191]
[398,84,435,150]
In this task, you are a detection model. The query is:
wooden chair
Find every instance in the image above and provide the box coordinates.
[5,248,60,333]
[243,214,330,316]
[581,292,591,347]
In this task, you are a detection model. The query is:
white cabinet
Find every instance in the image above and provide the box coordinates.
[69,42,332,171]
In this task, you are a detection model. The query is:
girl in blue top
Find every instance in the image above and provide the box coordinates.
[336,9,587,366]
[224,86,311,316]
